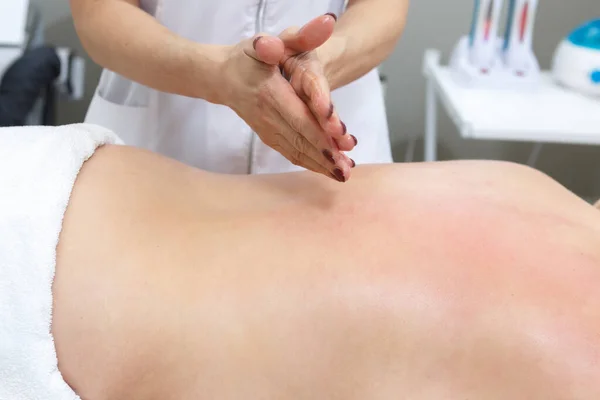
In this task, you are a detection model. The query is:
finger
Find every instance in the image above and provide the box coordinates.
[337,148,356,169]
[282,57,341,139]
[294,62,332,121]
[327,135,357,168]
[272,134,331,177]
[275,129,351,182]
[282,54,348,140]
[273,110,349,177]
[279,14,336,55]
[335,130,357,152]
[243,34,285,65]
[270,80,352,170]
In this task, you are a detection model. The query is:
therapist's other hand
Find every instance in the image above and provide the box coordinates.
[218,30,353,181]
[278,16,357,153]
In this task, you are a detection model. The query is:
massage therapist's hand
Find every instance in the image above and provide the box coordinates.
[277,16,358,153]
[215,17,354,182]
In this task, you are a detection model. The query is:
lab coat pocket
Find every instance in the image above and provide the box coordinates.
[84,90,151,148]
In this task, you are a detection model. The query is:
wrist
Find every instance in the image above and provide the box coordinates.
[189,44,231,104]
[317,35,347,90]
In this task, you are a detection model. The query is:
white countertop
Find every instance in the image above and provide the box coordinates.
[423,50,600,146]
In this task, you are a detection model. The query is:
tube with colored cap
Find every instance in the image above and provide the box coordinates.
[503,0,539,75]
[468,0,504,71]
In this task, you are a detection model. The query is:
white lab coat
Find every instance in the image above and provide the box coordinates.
[85,0,392,174]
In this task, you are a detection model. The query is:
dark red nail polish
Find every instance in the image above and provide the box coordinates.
[253,36,263,50]
[333,168,346,182]
[325,12,338,21]
[351,134,358,146]
[327,103,334,119]
[341,121,347,135]
[322,149,335,164]
[350,158,356,168]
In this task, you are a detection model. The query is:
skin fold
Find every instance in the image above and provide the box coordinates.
[52,145,600,400]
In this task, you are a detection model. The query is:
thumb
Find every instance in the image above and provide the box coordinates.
[280,14,336,55]
[243,34,285,65]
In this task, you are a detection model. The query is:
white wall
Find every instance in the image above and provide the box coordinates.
[31,0,70,27]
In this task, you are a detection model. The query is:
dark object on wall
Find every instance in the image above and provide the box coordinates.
[0,46,61,127]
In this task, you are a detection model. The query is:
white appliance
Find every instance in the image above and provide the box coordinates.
[552,19,600,98]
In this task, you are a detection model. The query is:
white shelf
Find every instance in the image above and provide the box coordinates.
[423,49,600,146]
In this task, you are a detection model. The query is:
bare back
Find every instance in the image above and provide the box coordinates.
[53,145,600,400]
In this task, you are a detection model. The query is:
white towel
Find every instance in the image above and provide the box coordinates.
[0,124,121,400]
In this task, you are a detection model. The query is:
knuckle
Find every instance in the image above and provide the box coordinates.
[290,149,303,166]
[306,72,320,88]
[292,133,308,154]
[288,115,305,134]
[263,136,277,148]
[272,131,286,145]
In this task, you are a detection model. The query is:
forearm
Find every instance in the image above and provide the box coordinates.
[318,0,409,90]
[70,0,226,103]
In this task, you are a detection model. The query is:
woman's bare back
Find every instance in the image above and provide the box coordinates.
[53,145,600,400]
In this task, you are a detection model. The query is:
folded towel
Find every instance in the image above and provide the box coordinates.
[0,124,121,400]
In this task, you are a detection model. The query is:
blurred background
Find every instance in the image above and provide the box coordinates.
[5,0,600,198]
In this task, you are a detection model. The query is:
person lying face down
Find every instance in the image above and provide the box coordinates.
[2,125,600,400]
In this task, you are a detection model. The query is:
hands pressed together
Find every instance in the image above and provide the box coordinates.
[217,14,356,182]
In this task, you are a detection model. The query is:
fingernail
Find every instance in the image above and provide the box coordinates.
[253,36,263,50]
[350,158,356,168]
[351,134,358,146]
[325,12,338,21]
[341,121,347,135]
[327,103,334,119]
[333,168,346,182]
[322,149,335,164]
